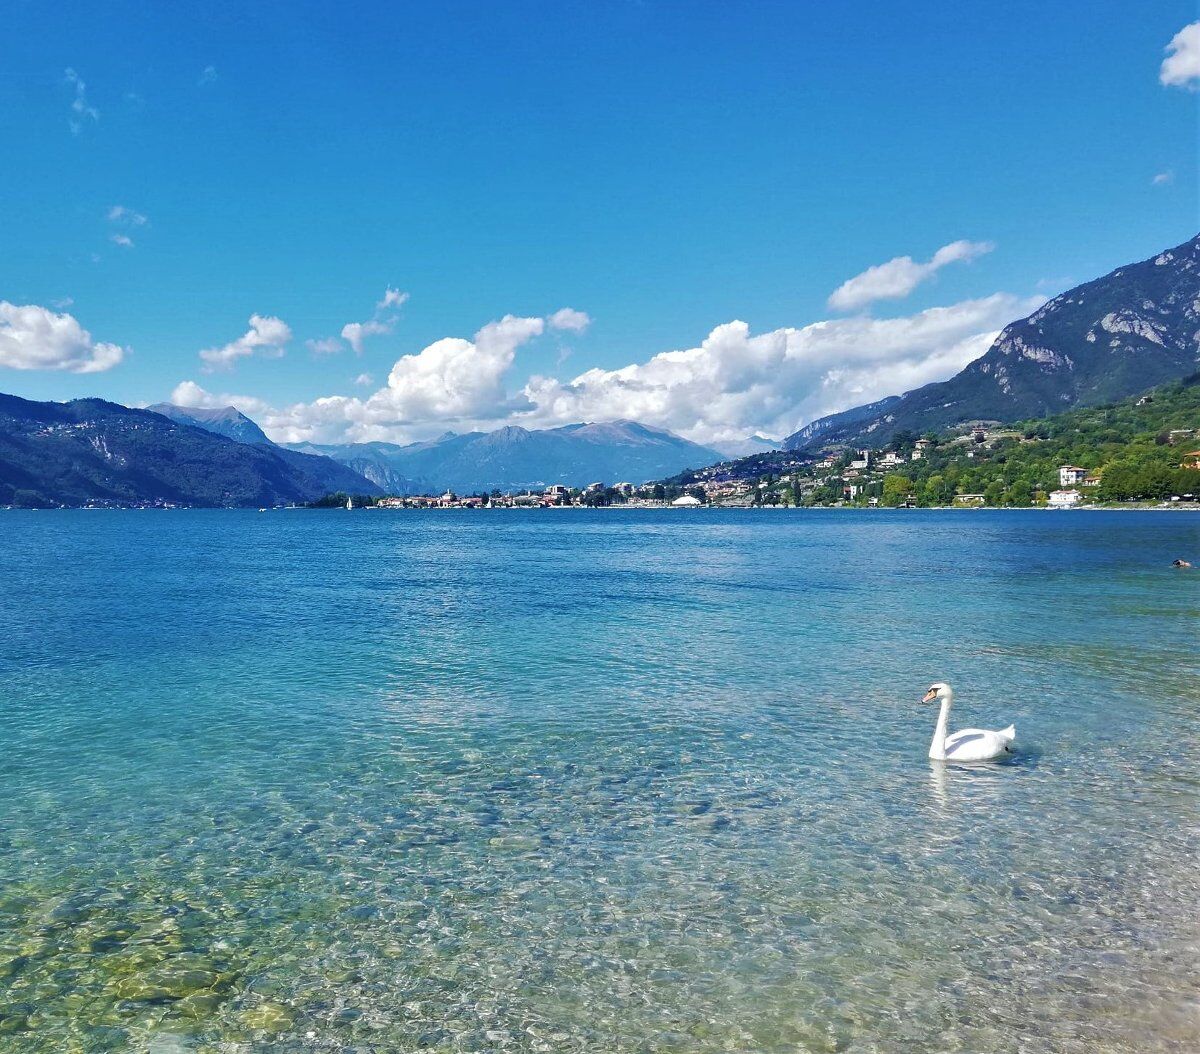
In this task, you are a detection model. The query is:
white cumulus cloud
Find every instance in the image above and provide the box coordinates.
[199,314,292,372]
[548,307,591,333]
[169,380,272,417]
[828,240,995,312]
[0,302,125,373]
[111,234,134,248]
[177,295,1040,450]
[518,294,1038,448]
[1161,22,1200,88]
[341,319,392,354]
[1151,170,1174,186]
[187,313,547,445]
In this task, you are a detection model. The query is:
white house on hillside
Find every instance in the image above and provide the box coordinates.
[1059,465,1087,487]
[1049,489,1082,508]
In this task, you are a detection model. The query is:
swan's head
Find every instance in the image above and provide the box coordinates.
[923,682,952,704]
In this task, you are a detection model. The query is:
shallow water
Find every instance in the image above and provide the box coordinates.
[1,509,1197,1053]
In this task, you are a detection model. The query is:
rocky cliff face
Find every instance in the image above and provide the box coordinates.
[786,233,1200,451]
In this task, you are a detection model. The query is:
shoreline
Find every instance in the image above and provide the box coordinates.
[5,503,1200,513]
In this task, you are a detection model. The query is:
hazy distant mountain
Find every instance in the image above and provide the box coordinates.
[285,441,428,495]
[147,402,271,445]
[293,420,723,493]
[711,434,781,458]
[785,232,1200,452]
[0,394,379,507]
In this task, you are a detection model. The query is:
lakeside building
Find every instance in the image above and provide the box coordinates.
[1049,489,1083,508]
[1059,465,1088,487]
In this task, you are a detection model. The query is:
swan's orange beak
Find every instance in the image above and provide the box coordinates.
[922,688,938,704]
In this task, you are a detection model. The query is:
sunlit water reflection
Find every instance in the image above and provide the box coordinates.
[0,509,1197,1052]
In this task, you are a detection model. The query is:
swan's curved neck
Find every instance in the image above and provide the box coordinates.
[929,692,953,760]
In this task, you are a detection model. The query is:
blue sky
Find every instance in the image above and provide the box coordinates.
[1,1,1196,449]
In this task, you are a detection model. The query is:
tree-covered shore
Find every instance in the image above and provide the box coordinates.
[667,375,1200,508]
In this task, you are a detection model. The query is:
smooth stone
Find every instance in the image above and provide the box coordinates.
[237,1001,295,1033]
[113,957,223,1002]
[175,992,227,1019]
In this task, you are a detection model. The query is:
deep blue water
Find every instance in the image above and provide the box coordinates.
[0,509,1198,1053]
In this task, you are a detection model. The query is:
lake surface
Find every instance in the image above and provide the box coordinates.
[1,509,1197,1053]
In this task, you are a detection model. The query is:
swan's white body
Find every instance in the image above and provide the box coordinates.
[925,683,1014,762]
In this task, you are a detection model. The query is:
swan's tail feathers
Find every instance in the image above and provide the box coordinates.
[998,724,1016,743]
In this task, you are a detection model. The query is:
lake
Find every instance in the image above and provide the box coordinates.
[0,509,1197,1053]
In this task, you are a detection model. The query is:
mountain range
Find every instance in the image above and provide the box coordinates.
[3,231,1198,506]
[289,420,722,494]
[0,395,378,508]
[783,232,1200,452]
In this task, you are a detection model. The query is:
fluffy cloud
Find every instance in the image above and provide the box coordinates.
[317,287,410,354]
[1161,22,1200,88]
[177,313,547,445]
[306,337,343,356]
[377,287,409,311]
[0,302,125,373]
[518,295,1038,447]
[341,319,392,354]
[199,314,291,372]
[170,380,272,417]
[1152,170,1174,186]
[111,234,134,248]
[828,240,994,312]
[65,68,98,134]
[172,295,1040,449]
[548,307,591,333]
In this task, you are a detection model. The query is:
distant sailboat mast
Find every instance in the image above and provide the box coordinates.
[346,496,353,510]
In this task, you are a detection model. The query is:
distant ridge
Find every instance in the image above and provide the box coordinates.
[291,420,723,493]
[147,402,271,445]
[785,232,1200,452]
[0,394,379,507]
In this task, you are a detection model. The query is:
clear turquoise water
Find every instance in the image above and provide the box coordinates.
[1,509,1197,1053]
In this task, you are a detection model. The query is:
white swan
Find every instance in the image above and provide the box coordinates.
[924,682,1015,762]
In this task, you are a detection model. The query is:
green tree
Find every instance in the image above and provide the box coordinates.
[881,474,912,507]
